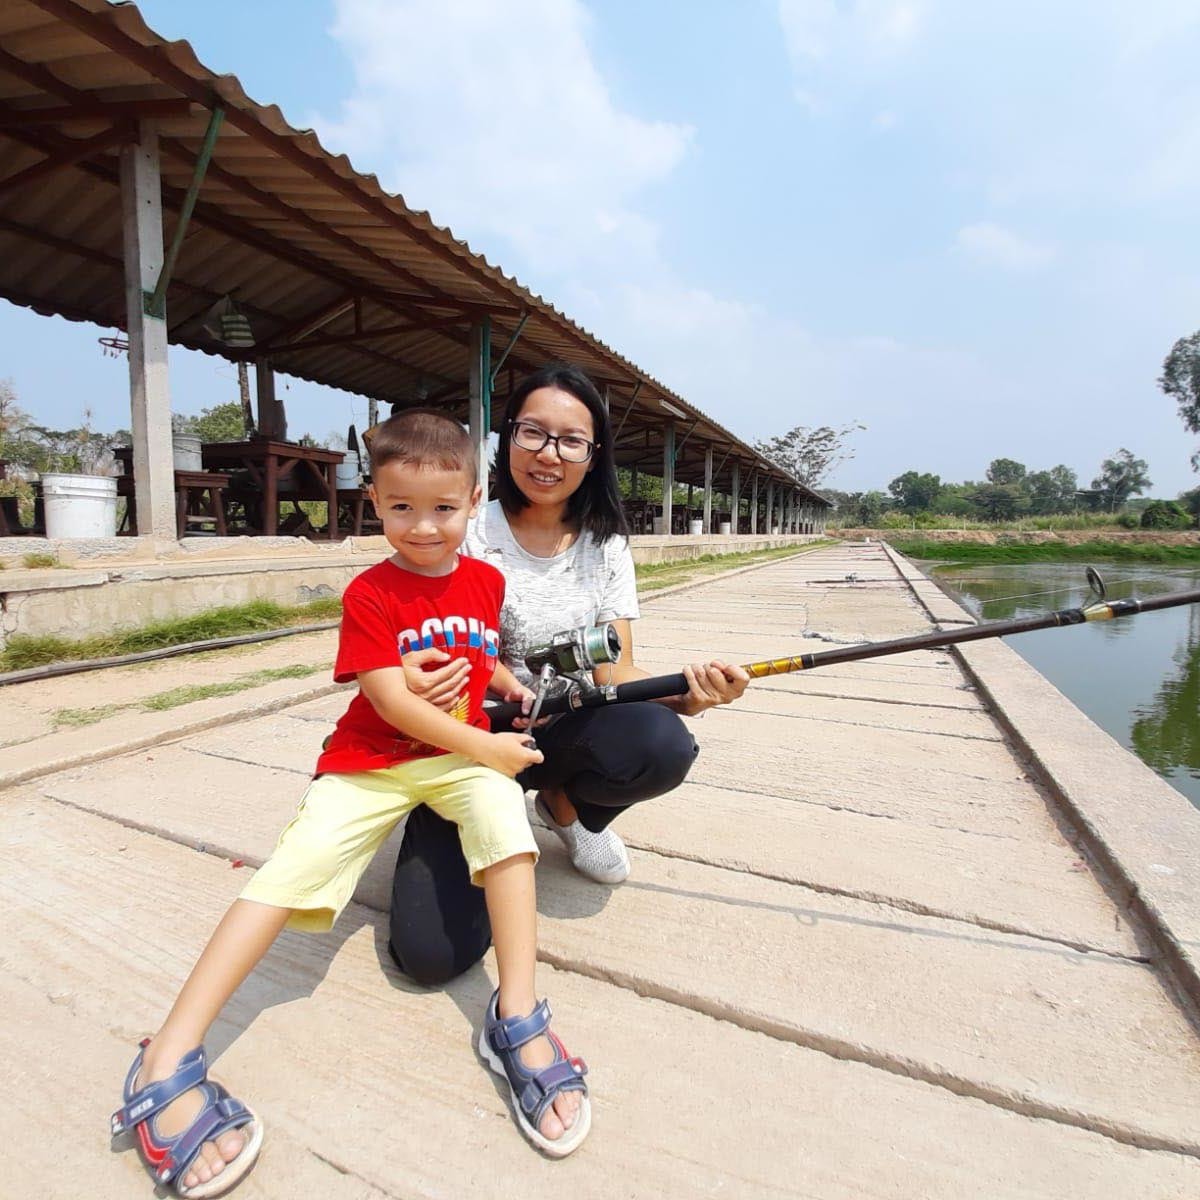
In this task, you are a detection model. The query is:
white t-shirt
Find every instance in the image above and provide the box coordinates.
[464,499,640,688]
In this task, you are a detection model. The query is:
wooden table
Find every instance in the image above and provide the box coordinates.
[200,440,345,538]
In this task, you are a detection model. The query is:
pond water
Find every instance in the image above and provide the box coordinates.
[923,562,1200,811]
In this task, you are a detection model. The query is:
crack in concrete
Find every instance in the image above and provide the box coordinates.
[714,707,1006,742]
[681,777,1026,837]
[621,840,1145,963]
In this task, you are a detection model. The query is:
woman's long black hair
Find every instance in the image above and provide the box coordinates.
[493,363,629,543]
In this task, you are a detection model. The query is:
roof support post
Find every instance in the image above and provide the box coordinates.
[661,421,675,536]
[469,317,492,495]
[703,444,713,534]
[120,121,176,542]
[731,463,741,536]
[145,106,223,319]
[256,359,285,440]
[750,471,758,535]
[766,479,776,534]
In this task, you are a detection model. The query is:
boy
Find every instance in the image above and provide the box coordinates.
[112,410,591,1198]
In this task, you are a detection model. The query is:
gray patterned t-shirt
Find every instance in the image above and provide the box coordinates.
[464,500,640,688]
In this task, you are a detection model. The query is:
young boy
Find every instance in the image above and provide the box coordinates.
[112,410,591,1198]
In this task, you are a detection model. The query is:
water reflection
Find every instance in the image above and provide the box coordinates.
[929,563,1200,810]
[1130,606,1200,782]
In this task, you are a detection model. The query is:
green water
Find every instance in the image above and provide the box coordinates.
[926,563,1200,811]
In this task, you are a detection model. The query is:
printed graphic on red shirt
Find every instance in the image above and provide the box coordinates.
[315,555,503,775]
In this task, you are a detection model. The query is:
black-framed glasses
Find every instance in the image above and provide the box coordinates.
[510,420,596,463]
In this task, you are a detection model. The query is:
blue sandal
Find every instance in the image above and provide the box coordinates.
[478,989,591,1157]
[111,1040,263,1197]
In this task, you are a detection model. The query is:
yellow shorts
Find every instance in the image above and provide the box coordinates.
[240,753,537,932]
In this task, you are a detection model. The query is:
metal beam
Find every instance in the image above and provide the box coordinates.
[0,98,192,126]
[145,106,224,318]
[490,311,529,387]
[0,122,131,194]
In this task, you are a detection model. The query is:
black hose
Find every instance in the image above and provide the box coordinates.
[0,620,340,687]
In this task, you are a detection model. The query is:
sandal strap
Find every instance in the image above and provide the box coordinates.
[111,1044,208,1135]
[488,998,552,1052]
[519,1058,588,1130]
[153,1081,254,1186]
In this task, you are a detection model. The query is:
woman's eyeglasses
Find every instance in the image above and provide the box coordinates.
[510,421,596,463]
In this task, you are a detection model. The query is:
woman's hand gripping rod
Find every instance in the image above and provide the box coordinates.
[488,569,1200,729]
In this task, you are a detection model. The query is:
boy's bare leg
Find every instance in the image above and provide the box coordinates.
[135,898,292,1190]
[482,854,581,1141]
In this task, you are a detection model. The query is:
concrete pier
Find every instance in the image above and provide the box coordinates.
[2,541,1198,1197]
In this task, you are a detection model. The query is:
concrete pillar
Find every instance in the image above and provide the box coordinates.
[703,444,713,534]
[468,319,491,494]
[662,422,675,535]
[731,463,741,536]
[766,480,775,534]
[750,471,758,534]
[120,123,176,541]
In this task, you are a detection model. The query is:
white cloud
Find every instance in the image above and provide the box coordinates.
[315,0,692,281]
[953,222,1055,273]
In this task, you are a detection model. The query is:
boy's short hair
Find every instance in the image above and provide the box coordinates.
[367,407,476,485]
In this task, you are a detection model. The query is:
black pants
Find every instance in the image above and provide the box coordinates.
[387,701,698,986]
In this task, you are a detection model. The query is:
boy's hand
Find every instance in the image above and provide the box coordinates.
[401,647,470,712]
[483,731,544,778]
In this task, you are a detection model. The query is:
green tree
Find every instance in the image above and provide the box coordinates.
[887,470,942,512]
[1182,486,1200,526]
[1091,448,1151,512]
[1139,500,1192,529]
[1026,465,1078,514]
[175,401,248,442]
[986,458,1027,486]
[1158,331,1200,470]
[856,490,887,525]
[969,483,1027,521]
[753,420,865,487]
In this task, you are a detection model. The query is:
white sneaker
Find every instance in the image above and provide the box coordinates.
[534,793,631,884]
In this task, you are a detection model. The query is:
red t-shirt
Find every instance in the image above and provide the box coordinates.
[315,555,504,775]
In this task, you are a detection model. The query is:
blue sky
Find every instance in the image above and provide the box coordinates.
[4,0,1200,497]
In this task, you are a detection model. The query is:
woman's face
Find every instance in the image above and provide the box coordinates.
[508,386,596,511]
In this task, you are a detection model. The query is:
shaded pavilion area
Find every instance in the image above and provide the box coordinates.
[0,0,830,542]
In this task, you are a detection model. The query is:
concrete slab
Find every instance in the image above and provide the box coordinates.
[5,540,1200,1196]
[3,801,1197,1200]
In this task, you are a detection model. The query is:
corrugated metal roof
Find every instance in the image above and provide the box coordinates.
[0,0,828,503]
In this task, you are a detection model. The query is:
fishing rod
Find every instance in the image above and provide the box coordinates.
[488,568,1200,728]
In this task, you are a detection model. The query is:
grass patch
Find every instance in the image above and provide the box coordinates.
[21,552,60,569]
[2,597,342,672]
[887,538,1200,566]
[51,663,325,728]
[635,541,833,592]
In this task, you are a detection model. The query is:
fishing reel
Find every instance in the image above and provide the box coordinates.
[522,622,622,733]
[524,623,622,679]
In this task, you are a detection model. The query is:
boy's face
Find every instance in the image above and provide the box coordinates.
[369,460,481,576]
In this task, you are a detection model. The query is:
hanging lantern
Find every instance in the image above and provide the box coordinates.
[201,296,255,348]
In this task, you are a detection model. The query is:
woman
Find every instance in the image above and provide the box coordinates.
[388,363,749,984]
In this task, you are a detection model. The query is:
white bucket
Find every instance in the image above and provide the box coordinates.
[652,517,665,534]
[335,459,363,489]
[689,519,704,535]
[719,521,732,535]
[42,473,118,539]
[172,435,203,471]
